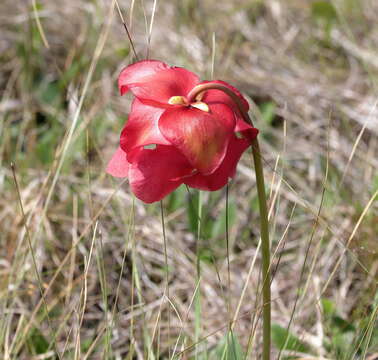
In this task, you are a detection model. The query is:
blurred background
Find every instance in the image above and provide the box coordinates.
[0,0,377,359]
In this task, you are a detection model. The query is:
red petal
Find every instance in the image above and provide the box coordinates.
[235,118,259,142]
[120,98,170,161]
[158,103,235,175]
[197,80,258,141]
[184,136,250,191]
[128,145,193,203]
[106,147,130,178]
[118,60,200,107]
[200,80,250,112]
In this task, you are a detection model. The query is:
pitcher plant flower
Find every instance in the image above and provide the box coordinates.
[107,59,271,359]
[107,60,258,203]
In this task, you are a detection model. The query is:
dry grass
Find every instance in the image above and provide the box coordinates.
[0,0,377,359]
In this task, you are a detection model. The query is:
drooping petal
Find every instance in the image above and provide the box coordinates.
[128,145,193,203]
[184,136,250,191]
[158,103,235,175]
[118,60,200,107]
[106,147,130,178]
[200,80,250,112]
[120,98,170,161]
[235,118,259,142]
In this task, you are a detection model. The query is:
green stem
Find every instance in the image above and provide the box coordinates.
[195,190,202,360]
[251,138,271,360]
[188,83,271,360]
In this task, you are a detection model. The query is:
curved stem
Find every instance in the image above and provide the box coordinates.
[189,83,271,359]
[187,83,253,126]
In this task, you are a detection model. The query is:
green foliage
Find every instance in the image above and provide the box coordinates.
[271,323,310,353]
[311,1,338,39]
[26,328,51,356]
[246,0,266,25]
[210,199,236,239]
[311,1,337,23]
[196,247,213,263]
[372,173,378,193]
[186,189,200,233]
[35,126,59,164]
[259,101,276,126]
[321,296,378,358]
[115,46,130,58]
[36,80,61,106]
[167,184,186,212]
[185,190,237,243]
[209,331,244,360]
[321,298,336,316]
[81,337,96,354]
[322,298,356,356]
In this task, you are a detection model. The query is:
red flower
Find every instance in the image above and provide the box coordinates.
[107,60,258,203]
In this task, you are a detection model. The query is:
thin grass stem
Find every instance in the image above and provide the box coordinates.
[160,200,171,358]
[195,190,203,359]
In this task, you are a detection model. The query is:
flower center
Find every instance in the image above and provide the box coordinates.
[168,96,187,105]
[168,95,209,112]
[191,101,209,112]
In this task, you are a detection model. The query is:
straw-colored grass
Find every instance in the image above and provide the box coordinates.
[0,0,377,358]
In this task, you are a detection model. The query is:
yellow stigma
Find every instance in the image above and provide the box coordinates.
[191,101,209,112]
[168,96,187,105]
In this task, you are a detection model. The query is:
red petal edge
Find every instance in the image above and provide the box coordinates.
[128,145,193,203]
[118,60,200,107]
[106,147,129,178]
[235,118,259,142]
